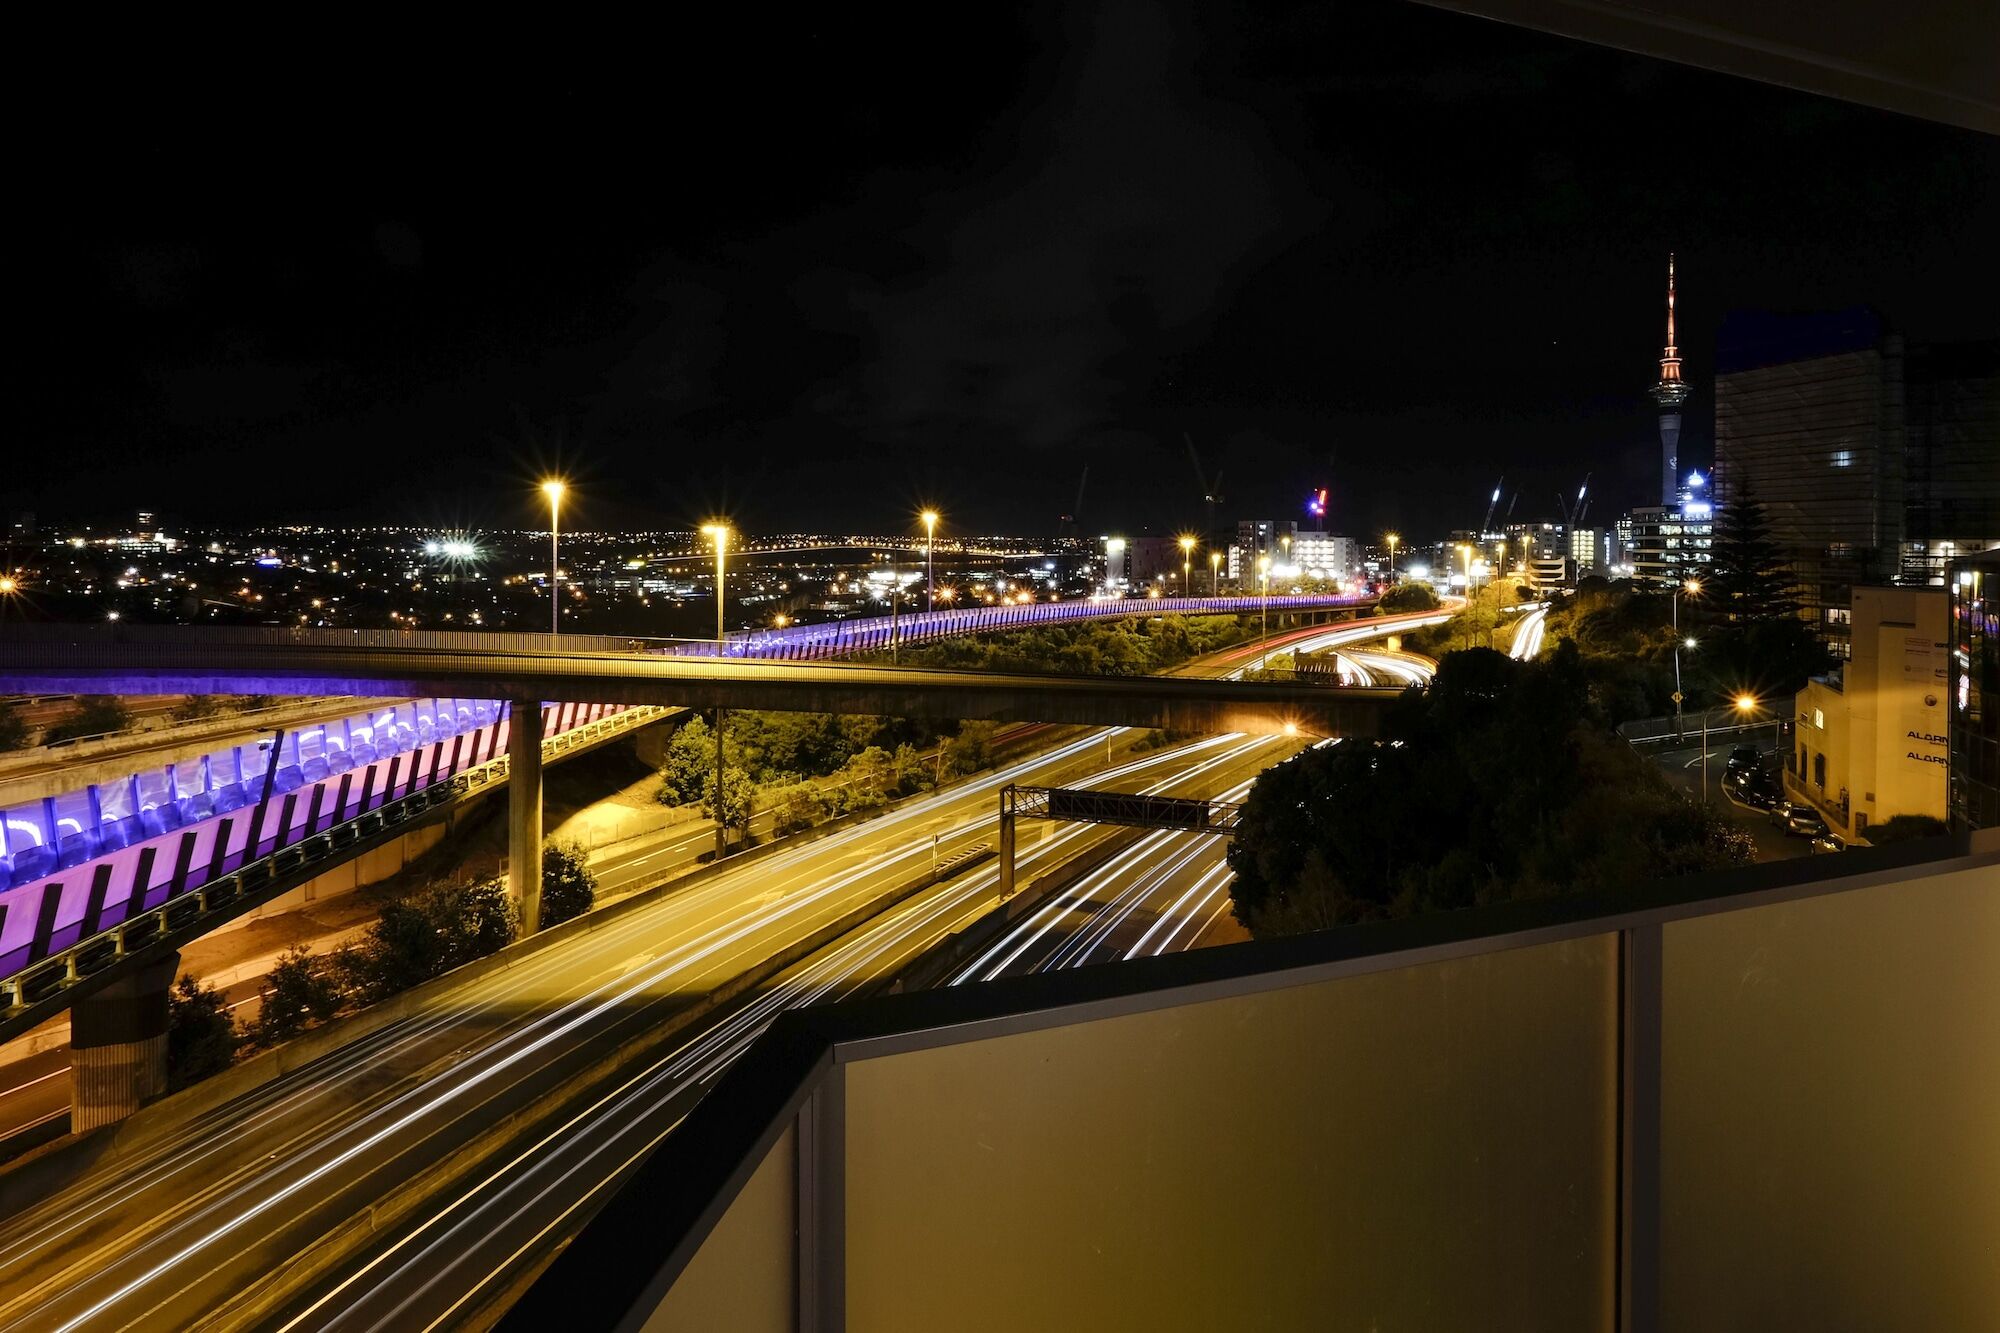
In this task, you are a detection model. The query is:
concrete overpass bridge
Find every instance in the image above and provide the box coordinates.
[0,614,1400,1125]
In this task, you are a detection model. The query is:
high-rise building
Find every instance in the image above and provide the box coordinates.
[1715,311,1999,657]
[1624,491,1711,591]
[1949,549,2000,831]
[1648,255,1691,507]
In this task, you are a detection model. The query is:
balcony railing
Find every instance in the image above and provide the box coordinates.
[501,829,2000,1333]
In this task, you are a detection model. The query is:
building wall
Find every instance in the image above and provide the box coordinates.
[1715,336,1906,657]
[1789,585,1948,840]
[1949,553,2000,830]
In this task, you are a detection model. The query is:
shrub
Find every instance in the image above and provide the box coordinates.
[250,945,343,1046]
[540,840,597,927]
[0,703,29,752]
[333,878,520,1003]
[42,696,132,744]
[166,974,237,1090]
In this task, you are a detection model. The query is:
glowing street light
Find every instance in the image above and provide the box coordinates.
[1385,532,1400,585]
[702,523,731,646]
[1179,535,1196,596]
[1209,550,1222,596]
[920,509,940,612]
[540,480,565,634]
[1672,576,1704,740]
[1258,553,1272,661]
[1735,693,1757,714]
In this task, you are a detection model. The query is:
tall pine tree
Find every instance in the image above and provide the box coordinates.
[1708,482,1796,624]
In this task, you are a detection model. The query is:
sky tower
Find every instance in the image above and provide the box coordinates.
[1648,254,1690,505]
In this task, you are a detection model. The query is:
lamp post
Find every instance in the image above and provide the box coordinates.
[541,480,565,634]
[702,524,731,646]
[1179,535,1195,600]
[920,509,939,612]
[1209,550,1222,596]
[1257,553,1272,665]
[1672,577,1702,742]
[702,521,732,860]
[1385,533,1399,586]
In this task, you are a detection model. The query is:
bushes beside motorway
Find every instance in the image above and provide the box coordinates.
[164,845,599,1086]
[875,612,1256,676]
[1226,643,1754,937]
[655,712,1003,832]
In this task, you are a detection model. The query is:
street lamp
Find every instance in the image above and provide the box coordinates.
[702,521,733,860]
[920,509,939,612]
[1672,577,1703,741]
[701,523,731,646]
[1179,535,1196,598]
[1257,553,1272,663]
[1209,550,1222,596]
[540,480,565,634]
[1384,533,1399,585]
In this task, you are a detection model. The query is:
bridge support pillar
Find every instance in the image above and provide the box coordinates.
[509,697,544,934]
[998,785,1016,898]
[70,951,178,1133]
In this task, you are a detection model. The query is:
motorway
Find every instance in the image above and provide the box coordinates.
[0,613,1441,1330]
[1509,603,1549,661]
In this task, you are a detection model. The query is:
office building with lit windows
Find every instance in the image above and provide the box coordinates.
[1715,311,1998,657]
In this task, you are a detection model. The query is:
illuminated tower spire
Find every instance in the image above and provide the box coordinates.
[1648,253,1690,505]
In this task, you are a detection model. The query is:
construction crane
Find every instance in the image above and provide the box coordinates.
[1479,477,1504,534]
[1184,434,1225,539]
[1557,474,1593,527]
[1057,465,1089,539]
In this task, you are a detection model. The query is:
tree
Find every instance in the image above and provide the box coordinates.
[250,945,343,1046]
[171,695,224,724]
[769,782,828,835]
[42,695,131,744]
[333,878,519,1003]
[704,764,757,832]
[658,716,717,805]
[167,974,237,1090]
[1227,643,1753,936]
[1378,583,1440,613]
[540,839,597,927]
[1708,482,1797,624]
[0,703,29,752]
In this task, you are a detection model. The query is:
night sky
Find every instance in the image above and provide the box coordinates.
[18,3,1999,540]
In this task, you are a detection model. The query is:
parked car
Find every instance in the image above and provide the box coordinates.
[1726,771,1777,809]
[1784,807,1830,838]
[1810,833,1845,854]
[1725,745,1761,774]
[1768,800,1808,828]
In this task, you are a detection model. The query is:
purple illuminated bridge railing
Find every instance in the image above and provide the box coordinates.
[0,699,643,988]
[0,592,1370,991]
[686,594,1375,659]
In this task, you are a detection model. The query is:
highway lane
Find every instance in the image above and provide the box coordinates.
[0,618,1435,1328]
[250,734,1282,1330]
[0,727,1278,1331]
[1509,603,1549,661]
